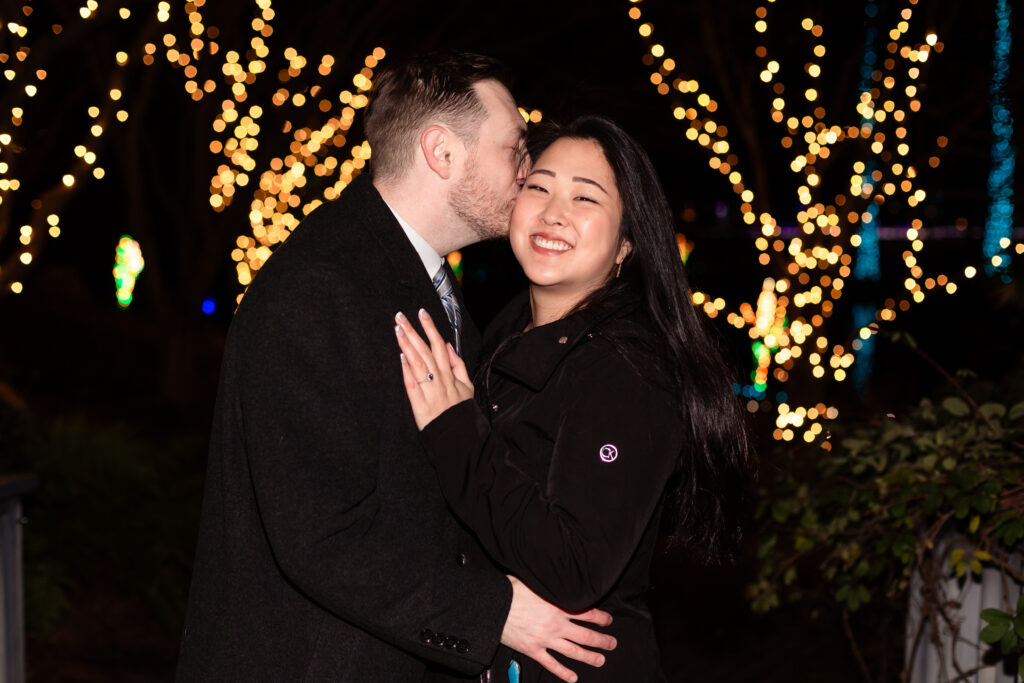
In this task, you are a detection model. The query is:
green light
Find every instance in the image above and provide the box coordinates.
[446,251,464,283]
[113,235,144,308]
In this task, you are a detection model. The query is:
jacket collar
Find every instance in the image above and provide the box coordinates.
[489,291,642,391]
[340,175,425,291]
[340,174,481,366]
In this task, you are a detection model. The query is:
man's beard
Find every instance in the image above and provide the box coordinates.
[450,159,512,242]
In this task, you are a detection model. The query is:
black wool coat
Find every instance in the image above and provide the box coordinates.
[420,293,684,683]
[177,175,512,682]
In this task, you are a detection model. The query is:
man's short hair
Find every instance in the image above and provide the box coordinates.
[365,51,513,181]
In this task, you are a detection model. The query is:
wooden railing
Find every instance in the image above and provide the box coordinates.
[0,475,35,683]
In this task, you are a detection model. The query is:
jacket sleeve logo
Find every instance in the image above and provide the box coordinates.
[599,444,618,462]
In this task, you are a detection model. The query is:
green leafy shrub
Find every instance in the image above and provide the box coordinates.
[749,392,1024,677]
[980,593,1024,679]
[2,412,204,637]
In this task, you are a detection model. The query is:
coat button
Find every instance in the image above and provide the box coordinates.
[456,552,467,566]
[443,635,459,649]
[420,629,433,643]
[490,404,498,412]
[432,631,446,646]
[456,639,471,653]
[558,336,568,344]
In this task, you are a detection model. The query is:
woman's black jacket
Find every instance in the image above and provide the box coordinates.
[421,291,684,682]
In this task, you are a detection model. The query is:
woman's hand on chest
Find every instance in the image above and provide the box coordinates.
[395,308,474,430]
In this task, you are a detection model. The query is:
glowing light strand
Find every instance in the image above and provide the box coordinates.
[628,0,974,443]
[0,4,123,295]
[983,0,1015,277]
[127,0,387,293]
[113,235,144,308]
[0,0,387,300]
[228,47,385,289]
[853,0,881,281]
[850,303,876,393]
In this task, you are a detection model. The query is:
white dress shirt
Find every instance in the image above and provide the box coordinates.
[384,201,444,279]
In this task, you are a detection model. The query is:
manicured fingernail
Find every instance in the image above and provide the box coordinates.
[395,324,404,336]
[395,312,407,323]
[418,308,429,319]
[400,353,407,363]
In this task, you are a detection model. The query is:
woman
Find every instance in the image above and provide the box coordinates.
[395,115,752,682]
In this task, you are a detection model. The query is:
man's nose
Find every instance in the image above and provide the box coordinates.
[515,150,531,186]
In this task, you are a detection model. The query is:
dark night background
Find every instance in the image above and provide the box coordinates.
[0,0,1020,680]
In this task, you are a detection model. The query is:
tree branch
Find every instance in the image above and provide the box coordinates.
[841,608,877,683]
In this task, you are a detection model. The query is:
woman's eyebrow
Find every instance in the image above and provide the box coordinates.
[573,176,609,195]
[527,168,609,195]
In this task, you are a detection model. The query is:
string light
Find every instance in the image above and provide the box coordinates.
[853,0,881,280]
[113,235,144,308]
[0,1,385,299]
[447,251,464,284]
[136,1,390,289]
[628,0,1004,443]
[983,0,1014,277]
[0,0,1014,411]
[851,303,876,392]
[223,43,385,288]
[0,2,129,295]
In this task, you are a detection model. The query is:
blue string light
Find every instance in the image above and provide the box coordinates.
[984,0,1015,278]
[854,199,881,280]
[851,304,876,393]
[854,0,881,281]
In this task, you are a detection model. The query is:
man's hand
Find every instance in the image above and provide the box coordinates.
[501,576,616,683]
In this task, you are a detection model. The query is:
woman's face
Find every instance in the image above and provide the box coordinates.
[510,137,629,300]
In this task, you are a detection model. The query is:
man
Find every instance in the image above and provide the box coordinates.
[177,52,615,682]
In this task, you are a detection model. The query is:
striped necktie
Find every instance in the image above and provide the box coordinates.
[432,263,463,357]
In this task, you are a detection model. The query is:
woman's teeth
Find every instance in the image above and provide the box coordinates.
[532,235,572,252]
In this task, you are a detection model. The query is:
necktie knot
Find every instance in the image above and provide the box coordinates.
[433,264,463,356]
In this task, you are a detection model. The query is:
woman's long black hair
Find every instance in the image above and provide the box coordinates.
[526,115,755,562]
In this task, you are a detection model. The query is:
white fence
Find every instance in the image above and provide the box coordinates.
[907,548,1023,683]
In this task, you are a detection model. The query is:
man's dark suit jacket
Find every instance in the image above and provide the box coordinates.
[176,175,512,681]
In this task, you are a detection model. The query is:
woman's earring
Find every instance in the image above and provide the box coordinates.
[616,261,622,278]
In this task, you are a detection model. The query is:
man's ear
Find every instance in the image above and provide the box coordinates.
[420,125,455,180]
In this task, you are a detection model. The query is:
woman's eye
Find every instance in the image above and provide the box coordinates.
[526,184,548,193]
[575,195,597,203]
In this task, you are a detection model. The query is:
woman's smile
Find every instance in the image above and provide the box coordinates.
[530,233,574,253]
